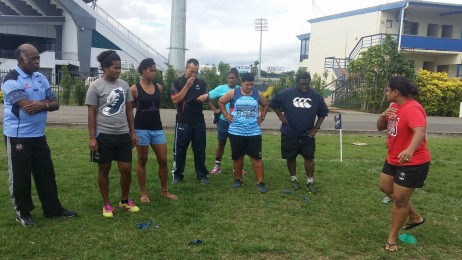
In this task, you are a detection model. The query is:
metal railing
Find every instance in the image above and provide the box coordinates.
[349,33,398,60]
[93,5,168,65]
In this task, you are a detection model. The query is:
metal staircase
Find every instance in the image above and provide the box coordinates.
[326,33,397,107]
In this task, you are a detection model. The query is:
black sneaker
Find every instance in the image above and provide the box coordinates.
[256,182,267,193]
[291,179,300,190]
[45,209,78,218]
[16,214,36,226]
[59,209,77,218]
[306,183,317,194]
[232,178,243,188]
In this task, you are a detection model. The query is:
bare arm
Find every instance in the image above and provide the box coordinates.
[218,90,234,122]
[308,117,325,137]
[19,98,59,114]
[171,77,194,104]
[125,101,137,147]
[377,107,397,131]
[87,105,98,152]
[130,85,138,111]
[273,108,289,125]
[258,92,268,125]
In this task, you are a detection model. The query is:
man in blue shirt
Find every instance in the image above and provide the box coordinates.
[2,44,77,226]
[269,71,329,193]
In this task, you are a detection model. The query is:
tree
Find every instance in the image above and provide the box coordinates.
[119,65,139,87]
[200,65,219,90]
[311,70,329,97]
[217,61,231,85]
[348,35,415,113]
[162,65,178,109]
[73,76,86,106]
[60,65,73,105]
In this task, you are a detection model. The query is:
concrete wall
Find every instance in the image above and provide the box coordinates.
[0,24,56,38]
[60,11,79,61]
[307,11,382,77]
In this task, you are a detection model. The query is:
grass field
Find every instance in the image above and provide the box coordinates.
[0,128,461,259]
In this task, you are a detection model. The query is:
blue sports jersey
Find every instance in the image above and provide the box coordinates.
[209,84,240,121]
[228,87,261,136]
[2,66,55,137]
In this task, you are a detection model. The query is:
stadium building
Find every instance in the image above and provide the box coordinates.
[0,0,168,78]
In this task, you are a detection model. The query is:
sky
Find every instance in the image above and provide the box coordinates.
[95,0,462,72]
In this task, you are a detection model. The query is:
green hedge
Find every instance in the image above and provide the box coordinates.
[416,70,462,117]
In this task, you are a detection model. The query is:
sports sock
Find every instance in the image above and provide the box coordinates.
[120,199,128,204]
[307,177,314,184]
[215,159,222,167]
[291,176,298,181]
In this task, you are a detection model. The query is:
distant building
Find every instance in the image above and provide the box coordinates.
[297,1,462,80]
[0,0,168,78]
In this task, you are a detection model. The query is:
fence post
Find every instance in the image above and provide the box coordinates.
[459,102,462,118]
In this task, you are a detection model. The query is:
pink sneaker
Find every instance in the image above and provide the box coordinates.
[103,204,116,218]
[210,166,221,174]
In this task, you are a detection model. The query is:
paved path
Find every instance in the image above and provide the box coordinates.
[0,104,461,136]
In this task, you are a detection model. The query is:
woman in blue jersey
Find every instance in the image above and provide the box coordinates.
[130,58,177,202]
[218,73,269,193]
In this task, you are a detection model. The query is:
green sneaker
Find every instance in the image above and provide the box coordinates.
[306,183,317,194]
[291,179,300,190]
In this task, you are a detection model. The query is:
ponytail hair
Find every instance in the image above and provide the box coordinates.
[97,50,120,69]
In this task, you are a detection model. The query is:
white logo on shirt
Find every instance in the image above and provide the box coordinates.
[293,97,312,108]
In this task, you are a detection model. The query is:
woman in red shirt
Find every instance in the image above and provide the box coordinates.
[377,76,430,252]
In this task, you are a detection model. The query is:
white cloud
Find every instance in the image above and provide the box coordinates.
[95,0,462,72]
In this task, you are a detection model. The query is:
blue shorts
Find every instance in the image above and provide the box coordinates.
[216,119,230,142]
[135,129,166,146]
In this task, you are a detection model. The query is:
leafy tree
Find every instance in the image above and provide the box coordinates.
[200,65,219,90]
[162,65,178,109]
[311,70,330,97]
[348,35,415,113]
[217,61,231,85]
[73,76,86,106]
[120,65,139,87]
[60,65,73,105]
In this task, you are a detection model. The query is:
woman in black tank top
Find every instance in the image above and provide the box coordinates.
[130,58,177,202]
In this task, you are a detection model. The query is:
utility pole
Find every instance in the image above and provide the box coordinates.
[254,18,268,79]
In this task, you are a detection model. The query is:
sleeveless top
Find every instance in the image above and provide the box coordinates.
[228,87,261,136]
[134,82,163,130]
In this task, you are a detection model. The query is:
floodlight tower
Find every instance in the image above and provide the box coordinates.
[254,18,268,79]
[168,0,187,71]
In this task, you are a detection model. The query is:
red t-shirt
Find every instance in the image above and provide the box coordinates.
[386,99,431,165]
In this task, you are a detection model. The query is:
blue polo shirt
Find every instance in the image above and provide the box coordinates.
[1,66,55,137]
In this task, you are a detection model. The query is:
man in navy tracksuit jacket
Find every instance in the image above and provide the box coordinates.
[170,58,211,184]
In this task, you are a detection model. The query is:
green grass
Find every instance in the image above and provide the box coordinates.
[0,128,461,259]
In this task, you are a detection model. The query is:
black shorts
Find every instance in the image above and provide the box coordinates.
[91,133,132,163]
[281,134,315,160]
[229,134,262,160]
[382,161,430,188]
